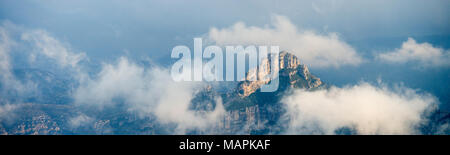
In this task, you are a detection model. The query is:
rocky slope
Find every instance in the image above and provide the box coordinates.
[191,51,325,134]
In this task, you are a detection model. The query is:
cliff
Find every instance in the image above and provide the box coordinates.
[191,51,325,134]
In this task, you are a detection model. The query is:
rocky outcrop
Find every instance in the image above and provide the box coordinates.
[192,51,325,134]
[237,51,323,97]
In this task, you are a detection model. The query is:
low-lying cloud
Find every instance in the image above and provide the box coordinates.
[74,57,225,134]
[207,15,363,68]
[0,103,20,124]
[0,21,87,99]
[1,20,447,135]
[1,21,225,134]
[69,113,94,128]
[377,38,450,68]
[0,22,37,101]
[22,30,87,68]
[282,82,437,135]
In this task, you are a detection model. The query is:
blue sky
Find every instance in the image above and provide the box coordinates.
[0,0,449,109]
[1,0,449,59]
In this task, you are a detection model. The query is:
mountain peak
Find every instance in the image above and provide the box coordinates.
[237,51,323,97]
[279,51,301,69]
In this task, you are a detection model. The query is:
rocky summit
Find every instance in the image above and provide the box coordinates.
[237,51,323,97]
[190,51,325,134]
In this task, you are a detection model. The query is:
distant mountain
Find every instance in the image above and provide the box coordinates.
[190,51,326,134]
[12,68,75,105]
[0,51,328,134]
[2,52,448,134]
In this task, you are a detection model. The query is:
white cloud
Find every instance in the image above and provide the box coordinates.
[0,25,13,75]
[1,21,224,134]
[1,21,87,104]
[281,82,437,135]
[1,20,446,135]
[69,114,94,128]
[377,38,450,67]
[0,22,36,97]
[0,24,15,87]
[21,30,86,68]
[1,21,86,97]
[207,15,363,68]
[74,57,225,134]
[0,103,20,122]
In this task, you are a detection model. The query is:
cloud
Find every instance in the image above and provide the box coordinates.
[0,22,36,98]
[1,20,446,135]
[436,123,450,135]
[74,57,225,134]
[207,15,363,68]
[1,21,224,134]
[69,114,94,128]
[0,103,20,123]
[0,21,88,130]
[21,30,86,68]
[377,38,450,67]
[1,21,94,119]
[281,82,437,134]
[1,21,87,99]
[0,24,15,86]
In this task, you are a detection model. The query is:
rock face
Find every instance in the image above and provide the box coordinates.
[237,51,323,97]
[279,51,301,69]
[191,51,325,134]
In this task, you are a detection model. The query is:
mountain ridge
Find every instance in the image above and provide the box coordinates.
[190,51,326,134]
